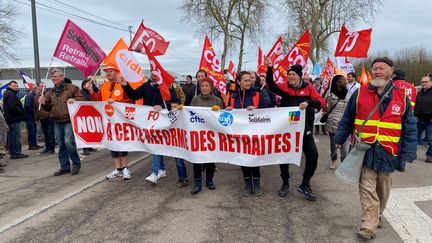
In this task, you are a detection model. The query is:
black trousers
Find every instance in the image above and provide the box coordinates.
[193,163,215,179]
[279,130,318,185]
[40,118,55,151]
[241,166,260,178]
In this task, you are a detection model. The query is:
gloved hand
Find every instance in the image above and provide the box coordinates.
[211,105,221,111]
[177,104,183,110]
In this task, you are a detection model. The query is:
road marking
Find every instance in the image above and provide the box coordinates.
[384,186,432,242]
[0,154,150,235]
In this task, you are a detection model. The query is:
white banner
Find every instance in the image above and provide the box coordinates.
[68,102,305,167]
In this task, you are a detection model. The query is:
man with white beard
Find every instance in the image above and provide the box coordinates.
[334,57,417,239]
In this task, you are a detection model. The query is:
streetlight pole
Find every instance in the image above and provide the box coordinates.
[31,0,41,84]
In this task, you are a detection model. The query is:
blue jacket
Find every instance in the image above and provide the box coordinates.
[228,88,269,109]
[24,91,36,121]
[334,82,417,173]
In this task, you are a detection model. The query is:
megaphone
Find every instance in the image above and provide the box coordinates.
[335,142,370,185]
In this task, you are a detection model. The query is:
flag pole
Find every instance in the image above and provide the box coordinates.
[38,56,54,110]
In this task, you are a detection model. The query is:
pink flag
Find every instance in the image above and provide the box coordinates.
[53,20,106,77]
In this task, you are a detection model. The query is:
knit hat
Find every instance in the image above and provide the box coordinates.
[199,77,214,89]
[372,57,394,67]
[393,68,406,80]
[288,64,303,78]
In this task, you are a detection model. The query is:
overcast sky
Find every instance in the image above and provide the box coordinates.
[6,0,432,75]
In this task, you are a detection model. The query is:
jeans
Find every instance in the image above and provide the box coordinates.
[175,158,188,180]
[41,118,55,151]
[54,122,81,171]
[417,120,432,157]
[151,154,166,174]
[329,132,349,162]
[7,122,22,156]
[25,120,37,146]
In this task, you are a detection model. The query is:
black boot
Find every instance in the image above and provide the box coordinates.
[252,177,262,196]
[206,177,216,190]
[242,177,253,197]
[278,183,289,197]
[191,179,202,195]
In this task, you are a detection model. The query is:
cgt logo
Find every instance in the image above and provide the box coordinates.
[189,111,205,123]
[219,112,234,127]
[125,107,136,120]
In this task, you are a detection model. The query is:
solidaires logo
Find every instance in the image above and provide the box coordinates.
[248,113,271,123]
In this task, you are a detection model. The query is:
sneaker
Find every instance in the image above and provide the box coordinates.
[378,216,384,228]
[10,154,29,159]
[329,160,337,170]
[106,169,123,179]
[176,179,189,188]
[426,156,432,163]
[356,228,376,239]
[145,173,158,184]
[156,170,167,179]
[297,184,316,201]
[122,168,131,180]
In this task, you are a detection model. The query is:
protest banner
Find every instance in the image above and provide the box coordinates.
[68,102,305,166]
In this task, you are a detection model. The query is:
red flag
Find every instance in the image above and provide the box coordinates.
[227,60,236,80]
[199,36,226,95]
[360,64,368,85]
[272,30,310,85]
[320,57,334,94]
[334,25,372,58]
[257,47,266,76]
[129,20,170,56]
[267,36,284,68]
[143,44,173,101]
[53,19,106,77]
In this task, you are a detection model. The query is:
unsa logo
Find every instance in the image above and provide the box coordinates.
[219,112,234,126]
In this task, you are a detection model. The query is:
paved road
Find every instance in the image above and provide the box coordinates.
[0,134,431,242]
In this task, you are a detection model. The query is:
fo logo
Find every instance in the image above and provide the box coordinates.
[219,112,234,127]
[125,107,136,120]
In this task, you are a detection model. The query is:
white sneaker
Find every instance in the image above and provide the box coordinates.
[145,173,158,184]
[122,168,131,180]
[156,170,167,179]
[106,169,122,179]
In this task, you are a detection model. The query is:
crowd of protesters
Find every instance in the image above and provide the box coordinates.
[0,57,431,240]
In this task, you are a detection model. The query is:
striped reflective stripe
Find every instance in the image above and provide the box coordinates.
[354,119,402,129]
[377,135,400,142]
[411,101,415,107]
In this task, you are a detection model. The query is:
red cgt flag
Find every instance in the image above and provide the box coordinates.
[273,30,310,85]
[129,20,170,56]
[199,36,226,95]
[320,57,334,95]
[257,37,284,75]
[143,44,173,100]
[227,60,237,80]
[257,47,266,76]
[334,25,372,58]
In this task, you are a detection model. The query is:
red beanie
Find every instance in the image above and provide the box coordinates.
[199,77,214,89]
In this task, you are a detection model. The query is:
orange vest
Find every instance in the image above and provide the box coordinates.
[229,92,260,108]
[100,81,124,101]
[354,85,406,156]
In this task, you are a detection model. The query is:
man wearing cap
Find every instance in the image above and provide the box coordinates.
[334,57,417,239]
[85,66,134,180]
[39,69,85,176]
[265,58,326,201]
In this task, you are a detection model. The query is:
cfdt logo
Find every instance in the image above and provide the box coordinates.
[125,107,136,120]
[189,111,205,123]
[219,112,234,127]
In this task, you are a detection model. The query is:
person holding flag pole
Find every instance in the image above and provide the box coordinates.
[85,66,134,180]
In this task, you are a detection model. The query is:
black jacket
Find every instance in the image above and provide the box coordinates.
[122,81,178,109]
[3,88,24,124]
[266,67,325,130]
[181,82,197,106]
[414,87,432,121]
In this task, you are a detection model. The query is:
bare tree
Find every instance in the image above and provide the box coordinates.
[0,2,23,65]
[230,0,267,71]
[280,0,382,65]
[181,0,237,71]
